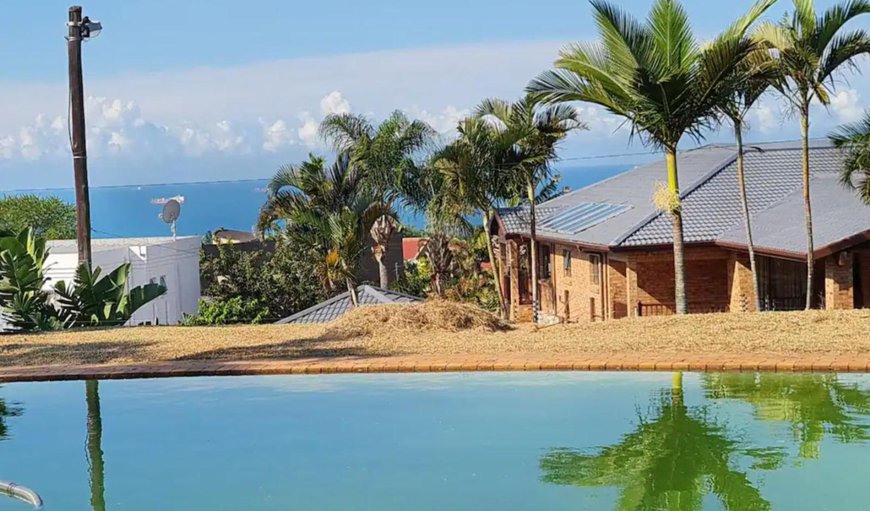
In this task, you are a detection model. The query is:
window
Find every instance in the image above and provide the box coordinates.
[589,254,602,285]
[539,245,552,279]
[562,249,573,276]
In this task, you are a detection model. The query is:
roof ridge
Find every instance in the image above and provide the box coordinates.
[612,150,739,246]
[368,285,424,302]
[276,290,351,324]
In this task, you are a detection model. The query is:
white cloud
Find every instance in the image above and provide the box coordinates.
[319,91,350,116]
[748,101,780,134]
[297,114,320,148]
[574,104,627,137]
[830,88,863,123]
[409,105,469,135]
[261,119,295,152]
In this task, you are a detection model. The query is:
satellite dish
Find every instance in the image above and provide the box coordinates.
[159,199,181,239]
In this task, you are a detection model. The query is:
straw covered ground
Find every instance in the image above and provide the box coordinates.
[0,301,868,368]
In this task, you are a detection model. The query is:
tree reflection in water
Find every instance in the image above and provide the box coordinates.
[702,373,870,459]
[0,388,22,441]
[540,373,784,511]
[86,380,106,511]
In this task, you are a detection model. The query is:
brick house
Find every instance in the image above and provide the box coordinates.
[491,140,870,323]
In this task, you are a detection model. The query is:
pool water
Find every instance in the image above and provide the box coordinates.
[0,372,868,510]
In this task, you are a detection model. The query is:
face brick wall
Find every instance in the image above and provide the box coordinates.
[629,248,731,313]
[825,252,854,310]
[551,244,604,322]
[608,260,628,319]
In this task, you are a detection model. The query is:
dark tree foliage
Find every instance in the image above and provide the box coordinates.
[197,241,324,324]
[0,195,76,240]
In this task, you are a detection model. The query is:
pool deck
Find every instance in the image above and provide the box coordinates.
[2,353,870,382]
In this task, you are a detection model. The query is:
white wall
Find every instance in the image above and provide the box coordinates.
[43,237,201,326]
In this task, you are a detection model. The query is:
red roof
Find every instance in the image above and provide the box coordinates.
[402,237,427,260]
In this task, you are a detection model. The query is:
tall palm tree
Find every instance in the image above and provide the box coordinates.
[541,373,782,510]
[719,56,775,312]
[829,112,870,204]
[528,0,774,314]
[755,0,870,309]
[320,111,436,288]
[434,118,516,317]
[477,96,584,322]
[258,154,388,305]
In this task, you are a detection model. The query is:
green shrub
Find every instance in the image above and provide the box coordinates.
[200,241,324,321]
[0,195,76,240]
[182,297,271,326]
[389,260,431,297]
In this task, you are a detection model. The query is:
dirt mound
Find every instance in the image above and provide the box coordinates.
[324,300,510,337]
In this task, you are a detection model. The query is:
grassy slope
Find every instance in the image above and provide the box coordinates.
[1,305,868,367]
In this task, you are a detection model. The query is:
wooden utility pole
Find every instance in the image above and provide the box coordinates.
[68,5,92,265]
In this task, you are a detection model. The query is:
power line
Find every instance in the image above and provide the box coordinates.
[560,150,658,161]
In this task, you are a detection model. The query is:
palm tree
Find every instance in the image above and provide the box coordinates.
[477,96,584,322]
[404,151,474,299]
[755,0,870,309]
[258,154,388,305]
[434,117,516,317]
[541,373,782,510]
[719,55,775,312]
[320,111,436,288]
[829,113,870,204]
[528,0,774,314]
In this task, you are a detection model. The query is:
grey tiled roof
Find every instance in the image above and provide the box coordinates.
[497,206,559,236]
[494,139,870,255]
[621,144,842,246]
[497,145,738,245]
[718,173,870,255]
[277,285,422,324]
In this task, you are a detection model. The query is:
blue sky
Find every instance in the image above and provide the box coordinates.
[1,0,869,189]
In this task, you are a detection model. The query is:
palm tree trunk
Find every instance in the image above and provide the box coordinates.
[86,380,106,511]
[800,106,815,310]
[483,210,507,319]
[375,252,389,289]
[666,149,688,315]
[735,123,761,312]
[526,180,540,323]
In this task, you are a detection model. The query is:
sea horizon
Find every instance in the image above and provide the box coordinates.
[2,164,638,239]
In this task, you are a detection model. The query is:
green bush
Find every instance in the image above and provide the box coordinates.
[198,241,324,322]
[182,297,270,326]
[0,195,76,240]
[389,260,431,297]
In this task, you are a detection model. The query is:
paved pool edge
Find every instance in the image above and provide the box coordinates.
[2,354,870,382]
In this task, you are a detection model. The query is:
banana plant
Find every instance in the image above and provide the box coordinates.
[0,228,60,331]
[54,262,166,328]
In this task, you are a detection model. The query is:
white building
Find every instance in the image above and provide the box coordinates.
[44,237,201,326]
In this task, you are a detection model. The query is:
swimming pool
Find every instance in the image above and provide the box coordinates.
[0,372,867,510]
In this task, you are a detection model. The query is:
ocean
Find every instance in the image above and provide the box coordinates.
[8,164,634,239]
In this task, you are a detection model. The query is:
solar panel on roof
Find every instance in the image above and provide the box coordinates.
[541,202,632,235]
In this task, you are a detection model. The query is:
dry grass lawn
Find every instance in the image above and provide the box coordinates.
[0,301,868,368]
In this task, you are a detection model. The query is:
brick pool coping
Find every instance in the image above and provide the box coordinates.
[2,353,870,382]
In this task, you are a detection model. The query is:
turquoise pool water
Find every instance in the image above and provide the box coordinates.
[0,372,868,510]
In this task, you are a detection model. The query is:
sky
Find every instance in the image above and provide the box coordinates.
[1,0,869,189]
